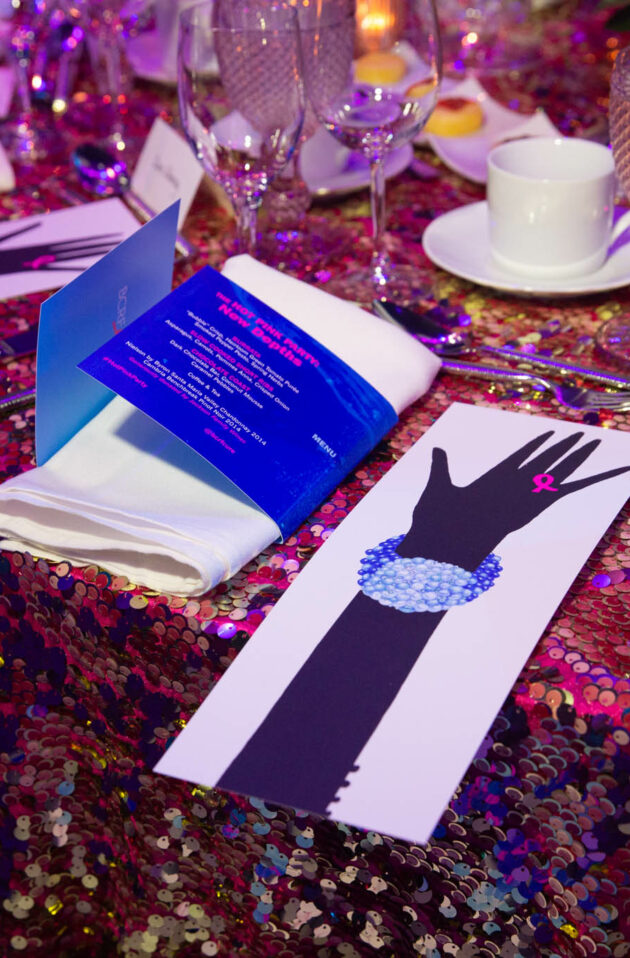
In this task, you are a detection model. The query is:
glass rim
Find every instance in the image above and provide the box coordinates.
[298,8,357,30]
[611,46,630,83]
[180,0,300,32]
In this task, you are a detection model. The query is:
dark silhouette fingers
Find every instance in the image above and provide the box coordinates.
[521,432,584,476]
[559,464,630,496]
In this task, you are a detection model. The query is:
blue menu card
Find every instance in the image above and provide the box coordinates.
[79,266,397,537]
[36,201,178,465]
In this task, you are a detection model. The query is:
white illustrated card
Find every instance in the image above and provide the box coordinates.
[0,198,139,302]
[156,403,630,843]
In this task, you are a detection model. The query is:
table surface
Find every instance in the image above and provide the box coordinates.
[1,8,630,957]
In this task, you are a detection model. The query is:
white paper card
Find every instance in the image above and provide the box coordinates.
[0,198,140,302]
[131,117,203,228]
[0,65,15,119]
[155,404,630,843]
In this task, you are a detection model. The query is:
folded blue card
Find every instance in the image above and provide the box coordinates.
[79,265,397,537]
[36,201,179,465]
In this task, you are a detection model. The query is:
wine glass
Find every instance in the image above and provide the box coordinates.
[1,0,68,162]
[303,0,441,304]
[437,0,532,78]
[597,45,630,365]
[177,0,305,257]
[63,0,138,153]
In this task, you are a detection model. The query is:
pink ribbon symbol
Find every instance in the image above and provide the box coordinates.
[23,254,56,270]
[532,472,558,493]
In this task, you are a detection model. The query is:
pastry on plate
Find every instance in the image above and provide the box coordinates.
[405,78,438,98]
[355,50,407,85]
[425,96,484,136]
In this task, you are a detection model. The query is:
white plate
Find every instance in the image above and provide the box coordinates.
[421,76,560,184]
[300,127,413,198]
[126,30,218,85]
[423,201,630,297]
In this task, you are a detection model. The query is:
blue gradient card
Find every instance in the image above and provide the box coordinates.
[79,265,397,536]
[36,201,179,465]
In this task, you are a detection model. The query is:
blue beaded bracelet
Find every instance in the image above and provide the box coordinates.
[357,535,502,614]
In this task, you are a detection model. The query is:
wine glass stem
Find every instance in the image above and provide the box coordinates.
[369,156,390,288]
[15,58,31,117]
[235,203,258,255]
[264,148,312,229]
[86,19,127,141]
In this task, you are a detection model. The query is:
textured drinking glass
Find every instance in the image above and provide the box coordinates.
[597,45,630,364]
[303,0,441,302]
[178,0,305,256]
[260,0,355,270]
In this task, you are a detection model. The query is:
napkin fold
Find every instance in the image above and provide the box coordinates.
[0,256,440,596]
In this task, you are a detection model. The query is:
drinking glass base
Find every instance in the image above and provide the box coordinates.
[595,317,630,367]
[323,263,433,309]
[256,217,352,277]
[1,119,65,164]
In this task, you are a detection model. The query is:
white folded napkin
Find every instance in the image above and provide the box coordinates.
[0,256,440,595]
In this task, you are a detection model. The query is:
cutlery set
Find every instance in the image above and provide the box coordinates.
[439,358,630,412]
[373,299,630,412]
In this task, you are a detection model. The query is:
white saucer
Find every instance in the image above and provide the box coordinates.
[423,201,630,297]
[419,76,559,184]
[300,127,413,198]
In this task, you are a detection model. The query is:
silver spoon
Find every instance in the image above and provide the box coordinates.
[372,299,472,355]
[71,143,195,260]
[71,142,131,197]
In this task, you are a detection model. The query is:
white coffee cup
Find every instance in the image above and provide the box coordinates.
[486,137,630,277]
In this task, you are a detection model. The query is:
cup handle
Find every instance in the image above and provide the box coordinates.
[611,209,630,243]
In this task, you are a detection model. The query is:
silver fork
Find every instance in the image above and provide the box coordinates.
[441,359,630,412]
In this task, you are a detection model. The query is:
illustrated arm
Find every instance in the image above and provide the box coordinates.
[217,431,630,814]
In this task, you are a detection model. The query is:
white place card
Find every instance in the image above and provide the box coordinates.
[0,140,14,194]
[131,117,204,228]
[156,404,630,843]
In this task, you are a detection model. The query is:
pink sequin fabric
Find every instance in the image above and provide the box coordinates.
[1,11,630,957]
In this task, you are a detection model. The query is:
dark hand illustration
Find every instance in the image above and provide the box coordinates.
[217,431,630,815]
[0,221,122,275]
[398,430,630,571]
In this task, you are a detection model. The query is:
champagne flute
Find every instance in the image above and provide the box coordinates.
[177,0,305,257]
[61,0,140,156]
[597,45,630,366]
[303,0,441,304]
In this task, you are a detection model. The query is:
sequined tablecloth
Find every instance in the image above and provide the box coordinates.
[1,10,630,958]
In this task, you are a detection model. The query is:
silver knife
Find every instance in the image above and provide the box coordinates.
[0,386,36,414]
[439,358,549,389]
[480,345,630,389]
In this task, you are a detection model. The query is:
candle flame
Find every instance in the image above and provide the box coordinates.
[356,0,402,53]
